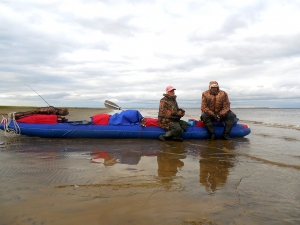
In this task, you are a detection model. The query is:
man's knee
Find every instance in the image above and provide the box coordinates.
[201,113,211,123]
[170,122,183,136]
[179,120,188,131]
[223,111,236,123]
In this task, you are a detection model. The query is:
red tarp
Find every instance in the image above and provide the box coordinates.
[196,121,206,127]
[17,114,58,124]
[91,114,110,125]
[143,117,159,127]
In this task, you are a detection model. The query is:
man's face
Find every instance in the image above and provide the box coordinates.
[210,87,218,95]
[168,90,175,96]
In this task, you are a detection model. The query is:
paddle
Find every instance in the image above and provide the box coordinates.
[104,100,122,110]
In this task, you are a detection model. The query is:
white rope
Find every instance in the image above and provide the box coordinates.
[3,112,21,137]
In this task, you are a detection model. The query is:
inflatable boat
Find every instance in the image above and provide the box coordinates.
[0,109,251,139]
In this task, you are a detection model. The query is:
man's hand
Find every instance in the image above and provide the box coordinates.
[214,114,221,121]
[178,109,185,117]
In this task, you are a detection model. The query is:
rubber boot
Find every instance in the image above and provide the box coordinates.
[222,124,233,140]
[173,134,183,142]
[170,123,184,141]
[173,129,185,142]
[159,130,173,141]
[205,123,217,141]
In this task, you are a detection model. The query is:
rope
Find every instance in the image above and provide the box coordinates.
[3,112,21,137]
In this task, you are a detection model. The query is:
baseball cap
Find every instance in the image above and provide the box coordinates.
[166,85,176,92]
[210,84,219,88]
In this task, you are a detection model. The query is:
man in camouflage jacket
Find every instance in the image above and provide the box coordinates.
[201,81,236,140]
[158,86,188,141]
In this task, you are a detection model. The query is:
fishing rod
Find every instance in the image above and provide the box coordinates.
[25,84,51,106]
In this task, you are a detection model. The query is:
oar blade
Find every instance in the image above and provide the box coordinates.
[104,100,122,110]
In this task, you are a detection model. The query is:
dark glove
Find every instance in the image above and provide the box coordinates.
[171,112,181,121]
[178,109,185,117]
[214,114,220,121]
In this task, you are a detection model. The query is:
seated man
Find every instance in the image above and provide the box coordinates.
[158,85,188,142]
[201,81,236,140]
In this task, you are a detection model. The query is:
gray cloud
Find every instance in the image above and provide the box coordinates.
[1,0,300,108]
[189,2,265,43]
[220,3,265,34]
[73,15,142,37]
[143,58,207,73]
[202,34,300,65]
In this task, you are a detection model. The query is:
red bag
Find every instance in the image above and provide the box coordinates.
[91,114,110,125]
[195,121,206,127]
[143,117,159,127]
[17,114,58,124]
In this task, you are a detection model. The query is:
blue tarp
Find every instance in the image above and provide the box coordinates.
[108,110,143,125]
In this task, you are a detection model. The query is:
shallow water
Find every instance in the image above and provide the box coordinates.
[141,108,300,128]
[0,108,300,225]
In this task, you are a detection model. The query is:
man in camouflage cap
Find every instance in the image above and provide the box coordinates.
[201,81,236,140]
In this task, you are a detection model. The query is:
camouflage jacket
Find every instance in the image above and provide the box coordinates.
[158,94,184,130]
[201,89,231,117]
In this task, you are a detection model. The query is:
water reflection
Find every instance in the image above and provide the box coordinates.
[1,137,246,194]
[157,142,186,183]
[91,151,117,166]
[199,141,236,194]
[90,148,156,166]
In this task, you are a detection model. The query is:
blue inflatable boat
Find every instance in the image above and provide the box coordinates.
[0,110,251,139]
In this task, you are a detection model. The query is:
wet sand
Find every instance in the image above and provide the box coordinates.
[0,108,299,225]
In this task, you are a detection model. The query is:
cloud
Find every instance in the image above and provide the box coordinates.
[73,15,142,37]
[188,1,266,43]
[201,34,300,65]
[0,0,300,109]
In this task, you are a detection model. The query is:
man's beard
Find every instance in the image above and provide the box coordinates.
[210,89,218,95]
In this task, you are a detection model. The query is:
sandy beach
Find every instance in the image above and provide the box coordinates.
[0,107,299,225]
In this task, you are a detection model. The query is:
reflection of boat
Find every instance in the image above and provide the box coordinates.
[0,115,250,139]
[91,151,117,166]
[91,150,152,166]
[2,138,161,166]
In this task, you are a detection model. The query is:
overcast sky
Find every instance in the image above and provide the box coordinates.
[1,0,300,108]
